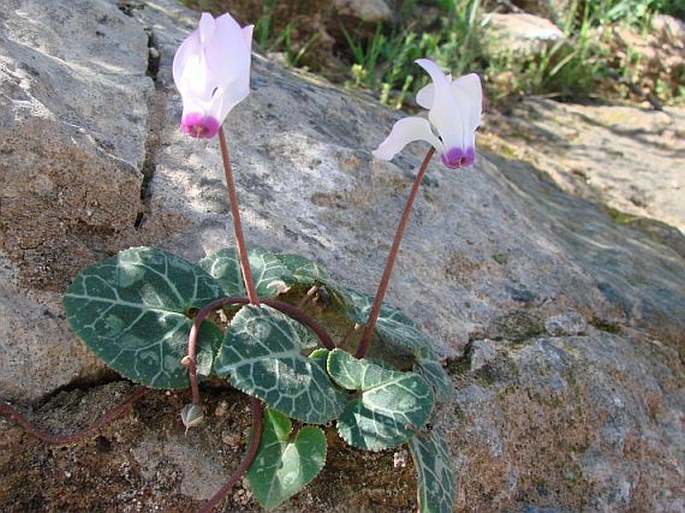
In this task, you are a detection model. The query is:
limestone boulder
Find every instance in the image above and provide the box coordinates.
[0,0,154,399]
[485,12,564,56]
[334,0,391,22]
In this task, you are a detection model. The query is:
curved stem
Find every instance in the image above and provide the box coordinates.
[187,295,337,405]
[0,386,148,445]
[218,127,259,306]
[199,397,263,513]
[356,147,435,358]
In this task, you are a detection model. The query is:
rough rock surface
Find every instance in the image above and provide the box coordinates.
[485,99,685,238]
[0,1,683,512]
[508,0,575,27]
[0,0,152,399]
[333,0,391,22]
[485,13,564,55]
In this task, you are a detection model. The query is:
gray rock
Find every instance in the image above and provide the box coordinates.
[487,98,685,236]
[505,0,575,28]
[0,0,153,399]
[485,13,564,56]
[469,339,498,372]
[0,0,683,512]
[453,335,683,513]
[544,311,588,337]
[334,0,391,22]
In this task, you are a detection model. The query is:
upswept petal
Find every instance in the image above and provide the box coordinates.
[372,117,443,161]
[416,83,434,109]
[214,23,254,122]
[207,14,251,89]
[173,27,214,103]
[416,59,465,154]
[416,72,455,109]
[197,11,215,43]
[451,73,482,138]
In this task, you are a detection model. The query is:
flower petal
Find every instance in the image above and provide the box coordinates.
[204,15,253,122]
[416,83,434,109]
[416,59,466,153]
[172,12,253,137]
[215,24,254,120]
[198,12,215,44]
[416,71,454,109]
[372,116,443,161]
[173,24,213,102]
[451,73,482,135]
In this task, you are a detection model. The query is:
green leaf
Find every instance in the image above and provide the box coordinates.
[334,286,378,325]
[335,289,452,400]
[338,288,431,354]
[414,354,453,402]
[274,253,330,285]
[275,253,355,307]
[409,427,455,513]
[63,247,224,388]
[247,408,327,510]
[198,246,290,298]
[327,348,433,451]
[214,305,347,423]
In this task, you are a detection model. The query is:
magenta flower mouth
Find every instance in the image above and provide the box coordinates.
[180,112,221,139]
[441,146,475,169]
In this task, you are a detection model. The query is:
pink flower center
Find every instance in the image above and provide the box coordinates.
[441,146,475,169]
[180,112,220,139]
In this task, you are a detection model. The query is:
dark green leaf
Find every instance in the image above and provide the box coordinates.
[247,408,327,510]
[198,246,290,297]
[63,247,224,388]
[409,427,455,513]
[414,354,453,402]
[214,305,347,423]
[335,289,452,399]
[275,253,355,307]
[327,348,433,451]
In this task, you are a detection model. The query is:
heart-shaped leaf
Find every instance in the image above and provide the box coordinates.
[247,408,327,510]
[273,253,330,285]
[339,288,426,350]
[275,252,356,307]
[214,305,347,423]
[413,353,453,402]
[409,427,455,513]
[198,246,290,297]
[327,348,433,451]
[63,247,224,388]
[336,288,452,400]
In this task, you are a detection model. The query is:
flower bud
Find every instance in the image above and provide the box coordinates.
[180,403,205,434]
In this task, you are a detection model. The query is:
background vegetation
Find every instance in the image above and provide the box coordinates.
[183,0,684,108]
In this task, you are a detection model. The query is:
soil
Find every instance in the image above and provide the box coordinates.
[0,380,417,512]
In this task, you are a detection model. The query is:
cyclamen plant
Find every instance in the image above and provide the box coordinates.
[0,11,482,513]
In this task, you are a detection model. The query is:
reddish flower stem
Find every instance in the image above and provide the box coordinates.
[218,127,259,306]
[0,386,148,444]
[186,295,337,405]
[356,147,435,358]
[199,397,263,513]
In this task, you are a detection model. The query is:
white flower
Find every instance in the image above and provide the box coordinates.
[373,58,482,169]
[173,12,253,138]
